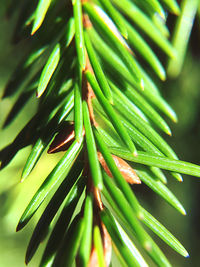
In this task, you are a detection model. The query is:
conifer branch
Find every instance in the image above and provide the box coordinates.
[0,0,199,266]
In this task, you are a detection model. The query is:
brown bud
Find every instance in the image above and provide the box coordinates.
[98,152,141,184]
[93,186,104,211]
[48,123,75,153]
[83,13,92,29]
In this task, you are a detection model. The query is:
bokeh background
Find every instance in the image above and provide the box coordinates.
[0,1,200,266]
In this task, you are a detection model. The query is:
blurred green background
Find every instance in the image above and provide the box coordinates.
[0,2,200,267]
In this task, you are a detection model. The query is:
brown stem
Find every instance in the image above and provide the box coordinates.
[81,10,112,267]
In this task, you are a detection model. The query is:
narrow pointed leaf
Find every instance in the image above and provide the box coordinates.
[93,97,175,169]
[16,140,83,231]
[39,178,85,267]
[110,81,171,135]
[103,111,181,181]
[102,175,171,267]
[86,71,137,155]
[140,0,166,18]
[110,83,148,123]
[115,220,149,267]
[25,160,83,264]
[152,14,170,37]
[141,207,189,257]
[94,106,168,184]
[22,91,74,180]
[96,126,122,148]
[132,62,177,123]
[21,138,46,181]
[52,215,84,267]
[74,82,83,141]
[160,0,180,14]
[94,226,106,267]
[79,194,93,267]
[95,113,167,184]
[57,89,74,123]
[125,20,166,80]
[24,46,48,68]
[37,43,60,97]
[135,168,186,214]
[93,98,157,154]
[88,28,177,122]
[83,2,143,86]
[150,167,167,184]
[93,102,124,148]
[112,0,176,58]
[84,30,113,103]
[122,83,171,135]
[100,209,142,267]
[109,147,200,177]
[73,0,86,70]
[113,92,177,159]
[103,187,188,259]
[63,17,75,48]
[83,101,103,189]
[32,0,52,35]
[94,128,140,215]
[40,46,75,103]
[167,0,199,77]
[98,0,128,38]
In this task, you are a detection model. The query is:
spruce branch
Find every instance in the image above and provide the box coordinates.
[0,0,199,266]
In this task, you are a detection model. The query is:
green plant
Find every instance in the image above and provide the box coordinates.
[1,0,199,266]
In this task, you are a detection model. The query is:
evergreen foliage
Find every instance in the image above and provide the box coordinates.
[1,0,199,266]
